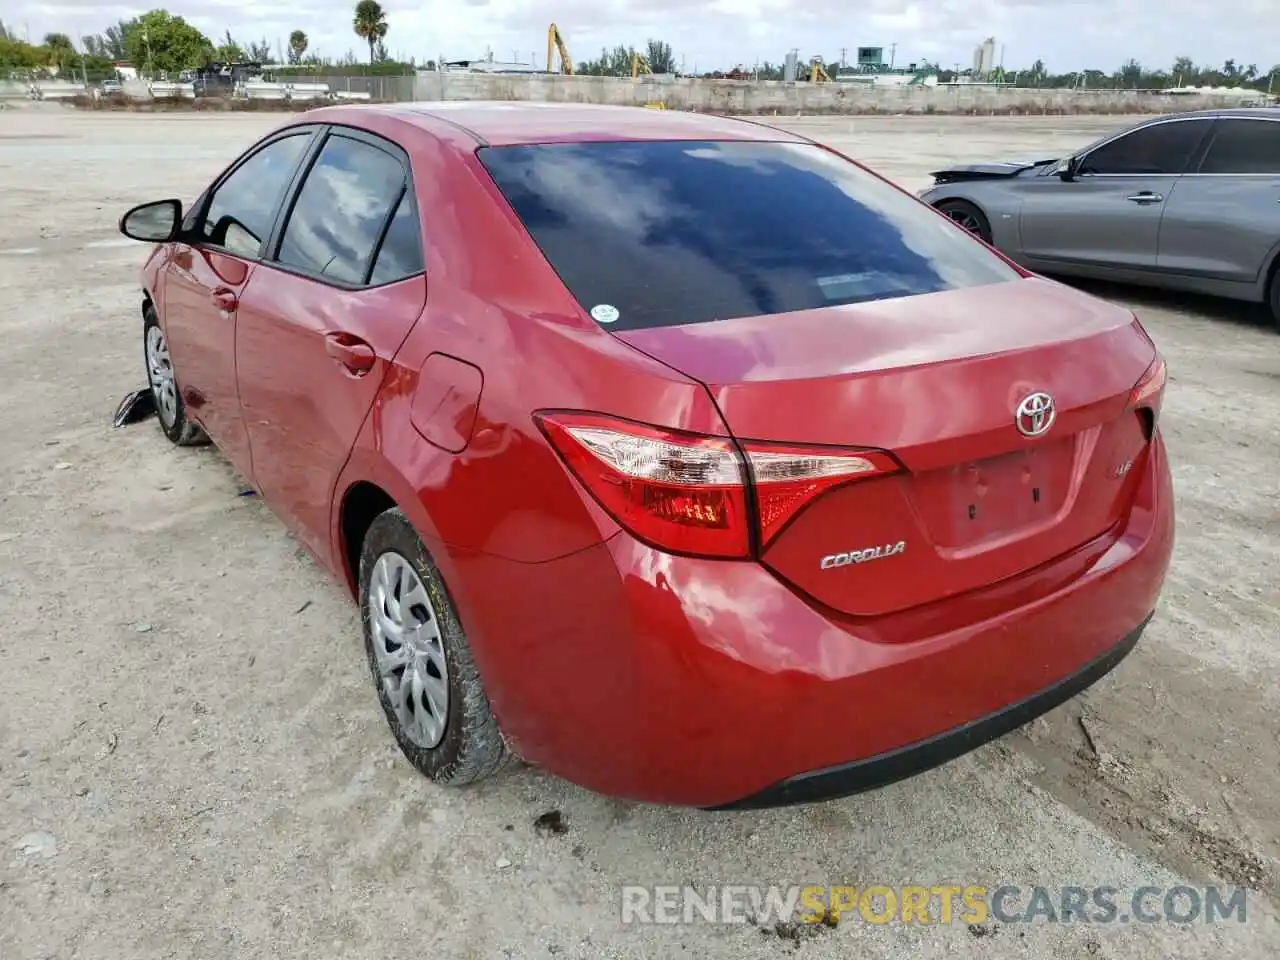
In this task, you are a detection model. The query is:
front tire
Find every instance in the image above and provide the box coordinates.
[143,304,208,446]
[359,508,511,785]
[936,199,993,245]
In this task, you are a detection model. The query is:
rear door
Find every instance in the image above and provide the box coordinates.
[1018,117,1213,272]
[234,127,427,561]
[162,128,315,475]
[1156,116,1280,282]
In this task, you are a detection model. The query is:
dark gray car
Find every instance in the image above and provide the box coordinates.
[917,108,1280,329]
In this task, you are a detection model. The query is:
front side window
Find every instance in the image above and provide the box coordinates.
[1198,119,1280,174]
[478,139,1020,331]
[200,132,311,257]
[276,134,407,285]
[1077,119,1213,176]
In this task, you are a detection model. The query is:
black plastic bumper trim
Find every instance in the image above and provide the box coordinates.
[707,613,1152,811]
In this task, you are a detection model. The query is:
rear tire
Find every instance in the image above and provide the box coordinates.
[1267,265,1280,332]
[359,508,512,786]
[143,304,208,446]
[936,199,993,245]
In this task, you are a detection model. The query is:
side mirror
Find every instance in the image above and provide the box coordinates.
[119,199,183,243]
[1058,157,1079,182]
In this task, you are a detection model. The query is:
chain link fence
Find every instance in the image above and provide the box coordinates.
[264,73,417,102]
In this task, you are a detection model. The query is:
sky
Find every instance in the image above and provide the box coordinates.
[6,0,1279,77]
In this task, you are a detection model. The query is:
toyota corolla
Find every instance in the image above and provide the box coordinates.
[117,102,1174,809]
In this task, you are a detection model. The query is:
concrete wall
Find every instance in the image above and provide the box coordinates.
[0,79,85,102]
[3,72,1233,115]
[0,80,37,102]
[415,73,1228,115]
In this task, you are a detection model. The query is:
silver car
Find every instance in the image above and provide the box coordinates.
[917,108,1280,329]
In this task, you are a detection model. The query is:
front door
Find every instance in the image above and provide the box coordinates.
[163,248,256,470]
[1018,117,1215,274]
[234,130,427,562]
[160,129,315,477]
[1017,174,1176,272]
[1156,116,1280,283]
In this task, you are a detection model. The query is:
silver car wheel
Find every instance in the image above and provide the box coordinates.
[368,550,450,749]
[145,325,179,428]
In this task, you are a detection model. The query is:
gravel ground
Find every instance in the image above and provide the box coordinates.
[1,108,1277,959]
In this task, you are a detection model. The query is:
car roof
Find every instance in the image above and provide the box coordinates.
[1037,105,1280,161]
[1139,106,1280,123]
[321,100,807,147]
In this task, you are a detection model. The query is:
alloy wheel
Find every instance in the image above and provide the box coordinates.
[368,551,450,748]
[145,325,179,428]
[945,208,985,237]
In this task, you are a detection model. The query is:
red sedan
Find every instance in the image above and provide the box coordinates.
[118,102,1174,809]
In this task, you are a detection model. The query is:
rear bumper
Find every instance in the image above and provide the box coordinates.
[710,612,1149,810]
[449,433,1174,808]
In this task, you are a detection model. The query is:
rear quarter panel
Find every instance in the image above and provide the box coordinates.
[331,126,729,573]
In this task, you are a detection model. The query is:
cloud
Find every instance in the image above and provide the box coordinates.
[9,0,1279,75]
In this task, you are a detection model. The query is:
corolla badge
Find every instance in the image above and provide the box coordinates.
[1015,392,1056,438]
[820,541,906,570]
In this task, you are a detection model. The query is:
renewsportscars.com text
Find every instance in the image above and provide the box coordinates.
[620,884,1249,926]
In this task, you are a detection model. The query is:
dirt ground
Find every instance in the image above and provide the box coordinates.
[1,108,1277,959]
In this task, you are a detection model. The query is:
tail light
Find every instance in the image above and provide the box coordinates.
[1127,356,1167,439]
[534,411,901,559]
[742,441,901,547]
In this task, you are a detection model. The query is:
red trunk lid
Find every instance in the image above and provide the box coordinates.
[614,278,1157,618]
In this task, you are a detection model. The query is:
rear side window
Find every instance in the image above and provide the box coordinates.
[1198,119,1280,174]
[478,140,1019,330]
[368,187,424,285]
[1078,119,1212,176]
[276,134,407,284]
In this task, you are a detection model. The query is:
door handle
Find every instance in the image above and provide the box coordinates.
[1126,192,1164,204]
[210,287,238,311]
[324,333,377,375]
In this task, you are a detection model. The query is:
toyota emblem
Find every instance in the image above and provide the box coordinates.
[1015,392,1056,438]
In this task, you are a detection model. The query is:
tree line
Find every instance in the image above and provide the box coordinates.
[0,3,408,81]
[730,56,1277,91]
[2,8,1276,93]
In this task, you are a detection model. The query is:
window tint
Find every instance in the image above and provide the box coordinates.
[200,132,310,257]
[1078,119,1212,175]
[1198,119,1280,174]
[478,140,1019,331]
[276,135,406,284]
[368,187,424,285]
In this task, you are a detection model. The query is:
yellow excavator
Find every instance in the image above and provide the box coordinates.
[547,23,573,74]
[632,52,652,79]
[808,56,830,82]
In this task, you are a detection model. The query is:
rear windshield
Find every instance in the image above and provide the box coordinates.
[478,139,1020,331]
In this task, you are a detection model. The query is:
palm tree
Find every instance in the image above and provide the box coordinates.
[352,0,387,65]
[44,32,78,72]
[288,29,308,64]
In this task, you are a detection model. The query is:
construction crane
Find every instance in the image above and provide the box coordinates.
[632,52,652,79]
[808,56,830,82]
[546,23,573,74]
